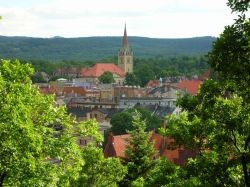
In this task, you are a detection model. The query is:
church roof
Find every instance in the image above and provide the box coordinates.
[81,63,125,77]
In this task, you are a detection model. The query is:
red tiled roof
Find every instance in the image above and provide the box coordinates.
[146,80,160,88]
[175,79,202,95]
[39,85,57,95]
[81,63,125,78]
[199,69,212,81]
[113,134,130,158]
[104,132,196,165]
[63,87,86,96]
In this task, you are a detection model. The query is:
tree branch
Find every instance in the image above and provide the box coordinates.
[231,130,241,153]
[244,134,250,151]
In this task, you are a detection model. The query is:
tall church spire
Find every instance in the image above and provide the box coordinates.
[122,24,129,48]
[118,23,133,74]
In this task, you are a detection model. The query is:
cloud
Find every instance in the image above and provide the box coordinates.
[0,0,236,38]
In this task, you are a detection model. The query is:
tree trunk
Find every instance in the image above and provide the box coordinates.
[0,172,6,187]
[242,135,250,187]
[242,153,250,187]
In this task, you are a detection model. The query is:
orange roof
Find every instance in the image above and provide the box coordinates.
[199,69,212,81]
[104,132,196,165]
[175,79,202,95]
[39,85,57,95]
[113,134,130,158]
[146,80,160,88]
[81,63,125,78]
[63,87,86,96]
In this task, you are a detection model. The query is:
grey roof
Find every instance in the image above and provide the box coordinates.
[93,108,124,119]
[135,104,175,118]
[67,107,91,118]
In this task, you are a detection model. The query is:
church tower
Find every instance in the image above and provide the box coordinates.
[118,24,133,73]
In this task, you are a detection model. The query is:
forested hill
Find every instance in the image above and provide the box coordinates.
[0,36,216,61]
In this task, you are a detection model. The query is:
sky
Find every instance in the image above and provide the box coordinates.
[0,0,238,38]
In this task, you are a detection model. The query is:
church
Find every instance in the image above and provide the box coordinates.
[76,24,134,84]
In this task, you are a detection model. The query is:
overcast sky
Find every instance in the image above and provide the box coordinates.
[0,0,238,38]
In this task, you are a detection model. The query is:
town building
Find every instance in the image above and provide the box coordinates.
[75,63,125,84]
[119,97,176,109]
[104,132,196,166]
[114,85,146,98]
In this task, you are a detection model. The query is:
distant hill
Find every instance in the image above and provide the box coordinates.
[0,36,216,61]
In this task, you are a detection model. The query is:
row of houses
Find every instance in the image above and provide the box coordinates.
[35,25,211,166]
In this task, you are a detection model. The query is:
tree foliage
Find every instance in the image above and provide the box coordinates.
[0,60,100,186]
[0,36,214,61]
[135,64,155,87]
[158,1,250,186]
[120,112,157,186]
[125,72,139,86]
[110,107,162,135]
[74,146,127,187]
[98,71,115,84]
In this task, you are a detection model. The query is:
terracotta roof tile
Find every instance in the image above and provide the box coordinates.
[105,132,196,165]
[175,79,202,95]
[146,80,160,88]
[81,63,125,77]
[39,85,57,95]
[113,134,130,158]
[63,87,86,96]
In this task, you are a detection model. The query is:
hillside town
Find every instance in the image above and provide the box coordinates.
[1,0,249,186]
[36,25,210,165]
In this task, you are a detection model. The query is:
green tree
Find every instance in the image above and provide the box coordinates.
[31,74,47,83]
[0,60,100,186]
[75,146,127,187]
[110,107,162,135]
[125,72,139,86]
[135,64,155,87]
[162,80,247,186]
[98,71,115,84]
[110,112,134,135]
[159,1,250,186]
[121,112,157,186]
[208,1,250,185]
[145,157,199,187]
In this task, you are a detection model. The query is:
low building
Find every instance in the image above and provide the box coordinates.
[99,84,114,101]
[119,97,176,109]
[54,67,86,78]
[75,63,125,84]
[63,86,86,97]
[147,84,179,98]
[175,79,202,96]
[146,80,161,88]
[67,97,118,109]
[86,108,124,134]
[114,86,146,98]
[38,84,58,95]
[104,132,196,166]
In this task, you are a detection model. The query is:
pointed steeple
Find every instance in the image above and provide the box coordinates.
[122,24,129,48]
